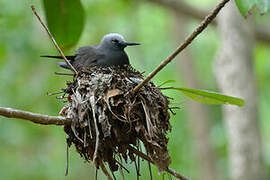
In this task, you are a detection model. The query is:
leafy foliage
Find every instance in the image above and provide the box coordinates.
[170,87,245,106]
[235,0,270,17]
[43,0,85,49]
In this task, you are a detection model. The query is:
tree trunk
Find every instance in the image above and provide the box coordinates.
[214,1,266,180]
[173,14,218,180]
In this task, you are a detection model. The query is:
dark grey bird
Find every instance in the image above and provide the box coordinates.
[41,33,140,70]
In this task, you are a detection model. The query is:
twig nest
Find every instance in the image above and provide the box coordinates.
[60,65,172,173]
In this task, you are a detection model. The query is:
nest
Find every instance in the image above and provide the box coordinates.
[59,65,172,177]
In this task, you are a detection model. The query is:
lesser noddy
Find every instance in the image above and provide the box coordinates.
[41,33,140,70]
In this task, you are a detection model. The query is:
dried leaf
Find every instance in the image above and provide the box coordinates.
[141,99,154,138]
[106,89,123,99]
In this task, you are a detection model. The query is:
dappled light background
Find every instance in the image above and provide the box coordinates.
[0,0,269,179]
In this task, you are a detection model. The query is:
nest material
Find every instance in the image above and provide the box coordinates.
[60,65,172,174]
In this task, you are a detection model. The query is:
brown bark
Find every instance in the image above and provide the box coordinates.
[0,106,69,125]
[173,15,218,180]
[214,1,266,180]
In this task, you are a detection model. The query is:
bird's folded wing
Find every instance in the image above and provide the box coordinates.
[40,46,105,69]
[73,46,105,68]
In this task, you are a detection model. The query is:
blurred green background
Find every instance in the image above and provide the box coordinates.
[0,0,269,179]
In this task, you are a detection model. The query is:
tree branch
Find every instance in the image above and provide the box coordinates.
[30,5,78,74]
[0,107,70,125]
[128,145,189,180]
[0,105,188,179]
[147,0,209,22]
[133,0,230,92]
[146,0,270,44]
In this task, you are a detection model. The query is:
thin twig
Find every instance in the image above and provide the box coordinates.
[95,168,98,180]
[0,107,71,125]
[128,145,189,180]
[137,143,141,176]
[56,95,68,99]
[135,143,142,176]
[110,169,117,180]
[65,141,69,176]
[134,160,139,180]
[30,5,78,74]
[115,159,130,173]
[169,106,180,109]
[55,72,74,76]
[100,161,113,180]
[119,156,125,180]
[90,96,100,166]
[133,0,230,93]
[47,91,64,96]
[146,151,153,180]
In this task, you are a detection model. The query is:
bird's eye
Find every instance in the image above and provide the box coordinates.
[112,39,119,43]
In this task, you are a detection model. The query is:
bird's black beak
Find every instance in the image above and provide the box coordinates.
[123,42,141,46]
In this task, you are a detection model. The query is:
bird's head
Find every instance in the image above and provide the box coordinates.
[100,33,140,50]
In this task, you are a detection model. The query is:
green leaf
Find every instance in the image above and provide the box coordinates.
[43,0,85,49]
[158,80,176,87]
[171,87,245,107]
[235,0,270,17]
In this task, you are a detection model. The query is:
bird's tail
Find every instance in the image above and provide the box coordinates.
[40,55,75,60]
[40,55,75,70]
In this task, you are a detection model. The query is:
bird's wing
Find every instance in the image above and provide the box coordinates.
[72,46,105,68]
[40,46,104,70]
